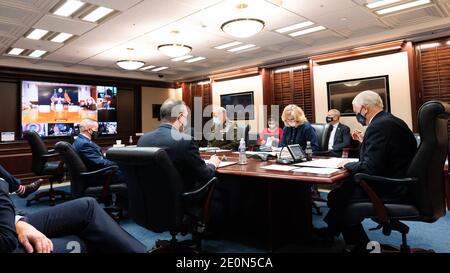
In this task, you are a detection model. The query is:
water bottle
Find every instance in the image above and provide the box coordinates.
[238,138,247,165]
[305,141,313,161]
[129,135,133,145]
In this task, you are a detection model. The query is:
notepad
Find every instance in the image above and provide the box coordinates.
[294,158,359,169]
[205,160,238,168]
[261,165,299,172]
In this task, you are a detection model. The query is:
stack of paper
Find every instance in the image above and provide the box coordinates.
[294,158,358,169]
[293,167,340,175]
[261,165,299,172]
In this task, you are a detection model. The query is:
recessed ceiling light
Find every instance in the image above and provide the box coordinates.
[275,21,315,33]
[288,26,326,37]
[152,67,168,72]
[82,6,114,22]
[185,56,206,63]
[227,44,256,52]
[140,65,156,70]
[7,48,24,55]
[214,41,243,50]
[171,55,193,62]
[51,33,73,43]
[419,42,440,49]
[29,50,47,58]
[54,0,85,17]
[376,0,431,15]
[26,29,49,40]
[366,0,402,9]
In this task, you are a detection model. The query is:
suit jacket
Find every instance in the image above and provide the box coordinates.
[280,122,320,151]
[137,124,215,191]
[345,111,417,178]
[208,120,240,151]
[0,179,18,253]
[73,134,116,171]
[327,123,351,156]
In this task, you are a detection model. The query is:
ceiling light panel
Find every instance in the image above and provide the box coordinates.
[288,26,326,37]
[29,50,47,58]
[51,32,73,43]
[185,57,206,63]
[214,41,243,50]
[275,21,315,33]
[171,55,193,62]
[82,6,114,22]
[26,29,49,40]
[366,0,403,9]
[53,0,85,17]
[227,44,256,52]
[140,65,156,70]
[152,67,169,72]
[375,0,431,15]
[7,48,25,55]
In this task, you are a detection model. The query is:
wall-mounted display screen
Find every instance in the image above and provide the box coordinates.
[21,80,118,137]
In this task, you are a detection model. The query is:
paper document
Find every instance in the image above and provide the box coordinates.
[205,160,238,168]
[293,167,341,175]
[233,151,278,157]
[200,147,231,153]
[261,165,299,172]
[294,158,359,169]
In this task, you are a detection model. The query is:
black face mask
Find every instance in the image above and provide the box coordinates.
[91,130,99,140]
[326,116,333,123]
[356,110,367,126]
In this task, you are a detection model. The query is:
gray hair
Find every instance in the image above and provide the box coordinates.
[213,106,227,114]
[328,109,341,118]
[79,119,98,132]
[352,90,384,108]
[160,99,186,122]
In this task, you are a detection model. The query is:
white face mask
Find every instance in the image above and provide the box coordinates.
[213,117,221,125]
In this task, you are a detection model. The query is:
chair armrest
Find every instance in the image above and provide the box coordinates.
[182,177,217,200]
[41,152,60,158]
[80,165,118,177]
[354,173,418,185]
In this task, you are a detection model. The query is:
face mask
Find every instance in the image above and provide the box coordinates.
[213,117,221,125]
[268,123,276,129]
[356,109,367,126]
[326,116,333,123]
[91,130,99,139]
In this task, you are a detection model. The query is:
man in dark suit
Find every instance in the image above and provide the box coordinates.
[138,99,221,191]
[0,177,146,253]
[73,119,126,185]
[317,91,417,252]
[0,165,42,198]
[325,109,351,157]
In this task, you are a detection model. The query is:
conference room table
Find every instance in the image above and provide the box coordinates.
[200,151,350,251]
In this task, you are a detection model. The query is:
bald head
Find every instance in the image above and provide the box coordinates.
[79,119,98,133]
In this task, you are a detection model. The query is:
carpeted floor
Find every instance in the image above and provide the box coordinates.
[11,186,450,253]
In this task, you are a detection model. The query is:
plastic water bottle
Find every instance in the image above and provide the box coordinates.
[238,138,247,165]
[306,141,313,161]
[129,135,133,145]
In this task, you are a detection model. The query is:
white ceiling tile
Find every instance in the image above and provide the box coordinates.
[13,37,64,51]
[83,0,143,11]
[34,14,96,35]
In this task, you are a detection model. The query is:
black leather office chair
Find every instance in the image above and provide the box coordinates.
[238,124,251,147]
[106,147,217,252]
[346,101,449,253]
[23,131,66,206]
[311,123,330,152]
[54,141,126,219]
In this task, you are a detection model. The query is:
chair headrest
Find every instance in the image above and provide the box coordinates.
[106,147,167,165]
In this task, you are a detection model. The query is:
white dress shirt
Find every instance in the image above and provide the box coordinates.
[328,122,339,151]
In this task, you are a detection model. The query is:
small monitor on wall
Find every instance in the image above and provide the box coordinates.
[220,91,254,120]
[327,75,390,116]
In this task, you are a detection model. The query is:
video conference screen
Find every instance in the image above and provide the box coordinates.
[21,80,118,137]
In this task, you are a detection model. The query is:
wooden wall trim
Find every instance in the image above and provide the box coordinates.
[210,67,259,82]
[309,59,316,123]
[311,40,405,65]
[0,66,175,89]
[405,41,419,132]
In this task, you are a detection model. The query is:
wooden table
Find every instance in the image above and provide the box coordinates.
[201,152,350,251]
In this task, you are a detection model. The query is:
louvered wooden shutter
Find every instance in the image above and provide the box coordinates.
[417,43,450,135]
[272,66,314,123]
